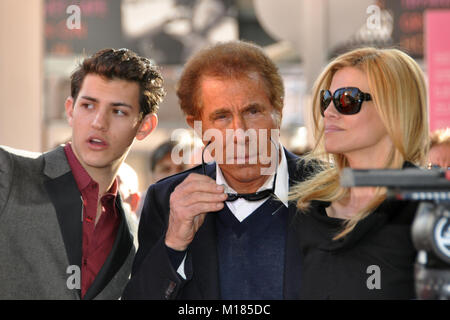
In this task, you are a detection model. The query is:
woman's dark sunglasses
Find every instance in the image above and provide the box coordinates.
[320,87,372,116]
[201,140,278,202]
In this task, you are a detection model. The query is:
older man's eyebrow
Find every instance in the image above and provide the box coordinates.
[242,103,265,112]
[209,108,231,119]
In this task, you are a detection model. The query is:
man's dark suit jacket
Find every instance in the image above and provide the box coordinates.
[0,145,136,299]
[123,149,309,299]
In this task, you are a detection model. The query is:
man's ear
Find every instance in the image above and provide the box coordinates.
[186,115,204,140]
[186,115,195,129]
[136,113,158,141]
[65,96,75,127]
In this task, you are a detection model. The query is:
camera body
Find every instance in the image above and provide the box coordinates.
[341,168,450,299]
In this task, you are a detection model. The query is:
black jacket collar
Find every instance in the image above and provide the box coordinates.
[188,148,304,299]
[309,161,419,252]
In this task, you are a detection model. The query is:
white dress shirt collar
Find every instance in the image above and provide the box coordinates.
[215,144,289,222]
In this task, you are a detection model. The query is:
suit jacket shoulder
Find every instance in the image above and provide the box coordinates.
[123,148,311,299]
[0,145,134,299]
[0,146,46,217]
[0,146,14,217]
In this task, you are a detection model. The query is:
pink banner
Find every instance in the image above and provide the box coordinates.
[425,10,450,131]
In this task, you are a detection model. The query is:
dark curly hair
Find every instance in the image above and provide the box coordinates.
[70,48,165,116]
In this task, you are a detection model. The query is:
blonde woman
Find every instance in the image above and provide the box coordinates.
[291,47,428,299]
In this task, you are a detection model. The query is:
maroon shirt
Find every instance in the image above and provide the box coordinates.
[64,143,121,298]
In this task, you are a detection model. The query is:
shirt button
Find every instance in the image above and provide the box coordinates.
[165,281,177,300]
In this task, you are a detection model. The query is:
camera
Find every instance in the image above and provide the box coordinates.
[341,167,450,299]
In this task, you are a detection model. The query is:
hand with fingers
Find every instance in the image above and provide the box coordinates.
[165,173,227,251]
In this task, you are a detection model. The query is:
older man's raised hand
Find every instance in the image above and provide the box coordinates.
[165,173,227,251]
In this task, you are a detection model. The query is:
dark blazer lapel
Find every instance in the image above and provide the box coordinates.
[190,162,220,299]
[44,171,83,298]
[43,146,83,298]
[283,149,302,299]
[83,194,134,300]
[191,153,305,299]
[284,203,302,299]
[191,212,220,299]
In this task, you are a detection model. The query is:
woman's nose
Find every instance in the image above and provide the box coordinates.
[323,100,340,118]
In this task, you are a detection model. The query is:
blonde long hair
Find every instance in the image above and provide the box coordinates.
[291,47,429,239]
